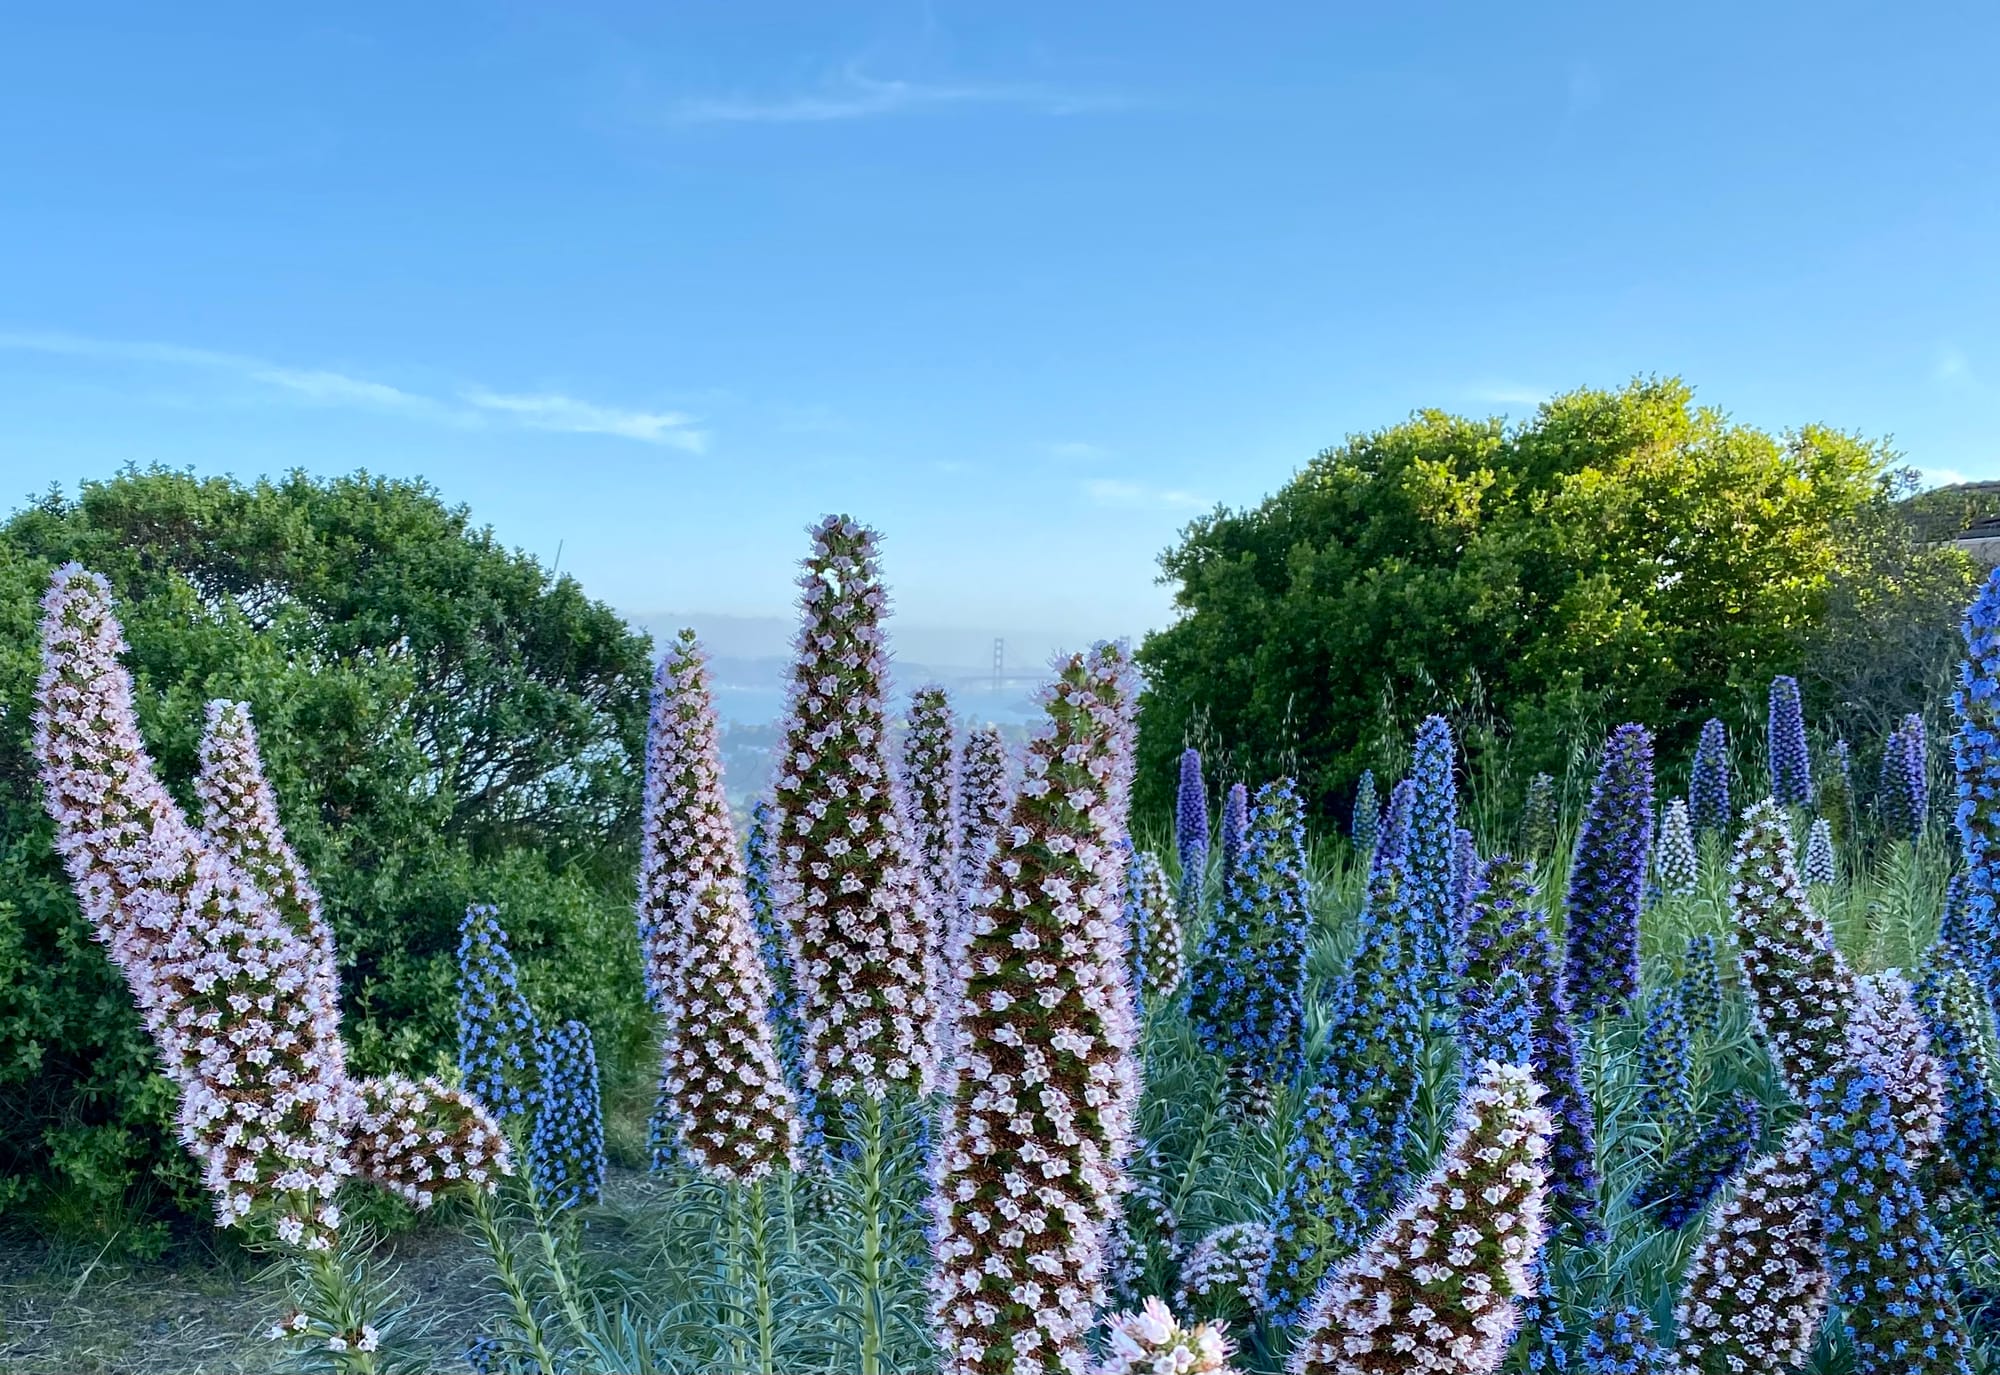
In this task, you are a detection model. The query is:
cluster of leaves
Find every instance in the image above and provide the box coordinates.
[1133,376,1971,822]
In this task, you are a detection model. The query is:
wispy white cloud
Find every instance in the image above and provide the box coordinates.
[1046,440,1110,461]
[0,329,705,448]
[1084,478,1206,511]
[668,67,1125,125]
[461,387,705,451]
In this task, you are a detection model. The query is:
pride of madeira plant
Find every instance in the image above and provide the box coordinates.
[927,643,1142,1375]
[34,565,507,1371]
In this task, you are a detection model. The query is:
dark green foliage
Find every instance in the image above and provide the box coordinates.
[0,467,654,1238]
[1134,376,1942,818]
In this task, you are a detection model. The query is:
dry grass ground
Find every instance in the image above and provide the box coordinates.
[0,1168,655,1375]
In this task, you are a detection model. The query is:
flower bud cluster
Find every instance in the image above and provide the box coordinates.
[1126,850,1186,1006]
[530,1019,605,1212]
[1094,1297,1239,1375]
[1806,1060,1972,1373]
[658,878,801,1183]
[1285,1060,1552,1375]
[1673,1121,1828,1375]
[1766,675,1813,809]
[903,685,960,1045]
[1728,798,1857,1103]
[455,904,542,1125]
[1177,748,1210,916]
[1690,717,1732,836]
[1564,725,1655,1020]
[1655,800,1698,898]
[926,646,1142,1375]
[1189,778,1311,1095]
[772,517,935,1100]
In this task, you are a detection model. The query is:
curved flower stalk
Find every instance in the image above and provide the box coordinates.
[1286,1060,1552,1375]
[1673,1121,1827,1375]
[1220,783,1249,895]
[199,699,512,1222]
[773,516,935,1100]
[33,565,352,1240]
[1564,725,1655,1020]
[1175,1222,1273,1327]
[455,905,544,1125]
[1879,713,1929,843]
[1627,1091,1762,1231]
[927,647,1141,1375]
[1806,1060,1973,1375]
[1767,676,1813,809]
[1521,772,1557,862]
[1728,798,1857,1103]
[1456,855,1600,1244]
[349,1075,511,1211]
[1177,747,1211,916]
[903,685,960,1039]
[1127,850,1186,1006]
[636,629,744,1015]
[1802,818,1837,889]
[196,700,339,1002]
[1189,778,1311,1100]
[1579,1307,1671,1374]
[1636,986,1694,1141]
[530,1020,605,1212]
[1655,800,1698,898]
[1690,718,1732,837]
[1352,768,1379,862]
[1679,934,1724,1040]
[659,877,801,1182]
[1952,567,2000,997]
[1094,1297,1240,1375]
[1847,970,1945,1159]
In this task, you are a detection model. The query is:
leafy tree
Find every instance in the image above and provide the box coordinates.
[1802,468,1977,747]
[1135,377,1950,820]
[0,466,653,1242]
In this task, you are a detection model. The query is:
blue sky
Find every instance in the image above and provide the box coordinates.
[2,3,1997,651]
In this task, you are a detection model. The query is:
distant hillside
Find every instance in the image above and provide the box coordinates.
[1901,480,2000,541]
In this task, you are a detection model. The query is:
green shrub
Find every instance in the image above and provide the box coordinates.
[0,467,654,1241]
[1134,377,1972,824]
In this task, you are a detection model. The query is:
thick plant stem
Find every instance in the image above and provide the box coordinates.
[523,1170,595,1350]
[468,1187,559,1373]
[725,1184,749,1375]
[296,1245,382,1375]
[851,1095,890,1375]
[744,1179,777,1375]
